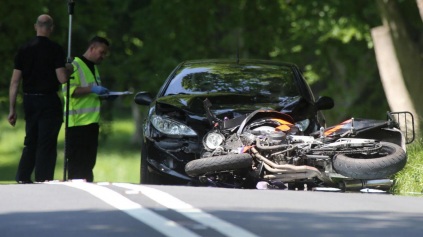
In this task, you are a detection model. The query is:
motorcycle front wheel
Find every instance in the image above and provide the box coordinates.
[185,153,253,177]
[333,142,407,179]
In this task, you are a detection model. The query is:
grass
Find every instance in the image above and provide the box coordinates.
[0,109,140,184]
[391,138,423,195]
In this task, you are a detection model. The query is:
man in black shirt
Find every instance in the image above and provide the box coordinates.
[8,14,68,183]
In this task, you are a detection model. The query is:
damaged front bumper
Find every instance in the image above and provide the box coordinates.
[145,136,200,182]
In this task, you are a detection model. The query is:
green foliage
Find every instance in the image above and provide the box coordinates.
[268,0,389,124]
[0,0,399,125]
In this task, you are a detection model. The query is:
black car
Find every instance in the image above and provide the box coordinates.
[134,59,334,184]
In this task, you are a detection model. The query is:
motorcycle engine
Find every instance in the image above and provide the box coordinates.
[201,119,299,164]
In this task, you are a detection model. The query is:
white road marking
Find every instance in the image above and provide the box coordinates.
[113,183,260,237]
[125,190,141,195]
[48,182,200,237]
[97,182,111,186]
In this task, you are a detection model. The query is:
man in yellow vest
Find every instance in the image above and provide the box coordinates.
[63,36,113,182]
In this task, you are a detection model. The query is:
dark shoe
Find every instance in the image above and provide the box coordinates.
[17,180,34,184]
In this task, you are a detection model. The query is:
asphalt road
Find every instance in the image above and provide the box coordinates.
[1,182,423,237]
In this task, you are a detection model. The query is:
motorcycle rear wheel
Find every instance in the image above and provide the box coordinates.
[185,153,253,177]
[333,142,406,179]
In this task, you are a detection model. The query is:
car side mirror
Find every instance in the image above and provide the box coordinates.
[134,91,154,106]
[315,96,334,111]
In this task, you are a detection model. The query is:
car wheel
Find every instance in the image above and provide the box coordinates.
[140,140,163,184]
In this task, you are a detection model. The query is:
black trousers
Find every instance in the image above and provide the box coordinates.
[16,94,62,182]
[67,123,99,182]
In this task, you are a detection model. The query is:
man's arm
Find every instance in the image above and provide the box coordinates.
[8,69,22,127]
[72,87,92,97]
[56,67,69,84]
[72,86,109,97]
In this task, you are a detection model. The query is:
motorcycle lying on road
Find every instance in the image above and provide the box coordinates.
[185,99,415,191]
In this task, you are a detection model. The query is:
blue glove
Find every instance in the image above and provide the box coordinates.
[91,86,109,95]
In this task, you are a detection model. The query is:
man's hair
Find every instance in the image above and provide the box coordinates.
[89,36,110,47]
[36,17,53,29]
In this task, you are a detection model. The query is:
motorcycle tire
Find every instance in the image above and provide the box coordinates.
[333,142,407,179]
[185,153,253,177]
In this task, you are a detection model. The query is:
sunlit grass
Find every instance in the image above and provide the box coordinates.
[0,111,140,184]
[0,114,26,182]
[93,118,140,183]
[391,138,423,195]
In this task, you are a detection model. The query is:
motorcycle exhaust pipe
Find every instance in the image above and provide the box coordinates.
[342,179,392,191]
[251,147,323,181]
[262,163,320,182]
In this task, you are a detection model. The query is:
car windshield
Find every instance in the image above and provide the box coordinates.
[164,63,300,100]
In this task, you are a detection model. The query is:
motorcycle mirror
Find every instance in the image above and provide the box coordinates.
[134,91,154,106]
[315,96,334,111]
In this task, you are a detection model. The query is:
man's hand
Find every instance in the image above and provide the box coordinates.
[91,86,109,95]
[8,111,17,127]
[9,69,21,127]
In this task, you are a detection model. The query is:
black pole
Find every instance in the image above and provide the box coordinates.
[64,0,75,181]
[236,29,240,64]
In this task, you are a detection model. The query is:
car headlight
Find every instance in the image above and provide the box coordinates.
[204,132,225,150]
[151,115,197,137]
[295,119,310,132]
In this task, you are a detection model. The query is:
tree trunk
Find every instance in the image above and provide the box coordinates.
[417,0,423,22]
[372,0,423,132]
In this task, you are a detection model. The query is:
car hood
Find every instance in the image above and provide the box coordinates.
[156,93,302,118]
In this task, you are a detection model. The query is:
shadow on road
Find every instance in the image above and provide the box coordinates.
[1,208,423,237]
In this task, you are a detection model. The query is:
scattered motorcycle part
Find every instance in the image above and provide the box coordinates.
[288,135,315,143]
[269,132,287,142]
[323,138,376,148]
[360,188,387,193]
[255,137,290,151]
[342,179,392,191]
[256,181,287,190]
[240,132,256,146]
[312,187,342,192]
[252,126,275,134]
[256,181,269,190]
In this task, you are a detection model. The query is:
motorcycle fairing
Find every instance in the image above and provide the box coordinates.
[324,119,352,136]
[323,119,388,137]
[271,118,294,132]
[237,110,295,136]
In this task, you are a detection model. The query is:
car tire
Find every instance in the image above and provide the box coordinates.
[140,140,163,184]
[333,142,407,179]
[185,153,253,177]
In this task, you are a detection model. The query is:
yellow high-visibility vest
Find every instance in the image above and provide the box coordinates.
[62,57,101,127]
